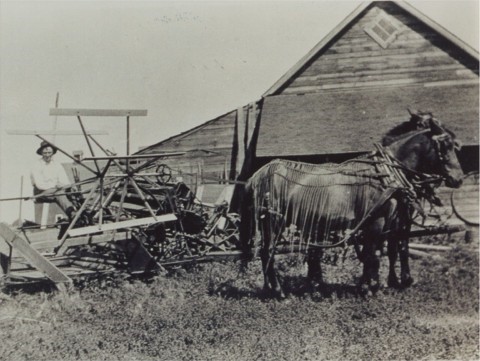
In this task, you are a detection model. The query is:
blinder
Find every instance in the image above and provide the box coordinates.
[432,130,460,163]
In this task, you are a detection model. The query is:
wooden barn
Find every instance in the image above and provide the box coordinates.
[138,1,479,208]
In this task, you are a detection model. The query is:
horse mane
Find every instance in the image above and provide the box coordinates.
[382,112,456,146]
[382,121,422,146]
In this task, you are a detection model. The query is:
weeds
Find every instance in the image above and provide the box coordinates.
[0,244,478,361]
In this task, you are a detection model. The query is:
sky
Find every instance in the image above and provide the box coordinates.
[0,0,478,222]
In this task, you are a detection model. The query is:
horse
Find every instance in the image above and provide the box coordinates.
[239,110,463,298]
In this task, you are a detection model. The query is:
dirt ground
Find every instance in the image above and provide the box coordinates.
[0,235,478,361]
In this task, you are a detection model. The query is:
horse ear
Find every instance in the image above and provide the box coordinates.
[429,118,444,134]
[454,139,462,151]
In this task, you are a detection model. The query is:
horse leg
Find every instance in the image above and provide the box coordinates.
[399,220,413,288]
[385,199,413,288]
[260,208,285,299]
[387,237,400,288]
[360,219,383,292]
[384,199,401,288]
[307,247,324,286]
[261,248,285,299]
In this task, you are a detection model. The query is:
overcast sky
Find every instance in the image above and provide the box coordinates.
[0,0,478,222]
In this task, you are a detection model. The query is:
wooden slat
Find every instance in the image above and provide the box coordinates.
[295,64,464,82]
[50,108,148,117]
[449,197,479,205]
[453,204,479,213]
[0,223,72,284]
[83,152,185,161]
[36,231,129,250]
[67,214,177,237]
[7,129,108,135]
[424,79,480,88]
[236,106,246,173]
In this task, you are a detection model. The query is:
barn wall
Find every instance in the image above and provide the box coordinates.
[279,2,478,95]
[137,102,260,197]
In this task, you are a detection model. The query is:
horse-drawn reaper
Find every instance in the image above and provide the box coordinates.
[0,108,241,289]
[240,110,464,298]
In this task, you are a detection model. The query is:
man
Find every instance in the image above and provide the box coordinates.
[30,140,76,219]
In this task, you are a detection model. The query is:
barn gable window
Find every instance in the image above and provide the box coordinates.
[364,11,401,48]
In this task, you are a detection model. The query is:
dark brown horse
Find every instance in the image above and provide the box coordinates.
[240,111,463,298]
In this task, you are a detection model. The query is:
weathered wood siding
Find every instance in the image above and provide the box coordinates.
[137,102,260,193]
[257,84,478,157]
[279,2,478,95]
[140,111,236,188]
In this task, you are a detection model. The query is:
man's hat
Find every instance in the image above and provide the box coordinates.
[36,141,57,155]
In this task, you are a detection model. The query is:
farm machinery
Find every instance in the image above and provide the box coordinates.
[1,108,476,292]
[0,109,241,290]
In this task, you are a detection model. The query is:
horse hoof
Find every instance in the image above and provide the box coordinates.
[358,283,370,296]
[401,277,414,288]
[388,276,401,289]
[369,281,380,293]
[275,290,287,300]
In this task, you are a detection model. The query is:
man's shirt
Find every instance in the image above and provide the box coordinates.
[30,158,70,191]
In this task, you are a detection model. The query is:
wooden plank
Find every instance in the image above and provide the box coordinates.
[292,69,471,89]
[451,197,479,205]
[236,106,246,173]
[38,231,129,250]
[109,201,146,211]
[454,204,479,212]
[303,54,457,75]
[7,129,108,135]
[0,223,72,284]
[49,108,148,117]
[83,152,185,161]
[409,224,465,237]
[409,243,452,251]
[294,64,464,82]
[67,214,177,237]
[424,79,480,88]
[282,78,418,94]
[409,249,435,258]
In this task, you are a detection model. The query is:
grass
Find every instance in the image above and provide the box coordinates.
[0,242,478,361]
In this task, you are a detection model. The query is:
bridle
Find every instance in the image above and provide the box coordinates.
[432,131,460,163]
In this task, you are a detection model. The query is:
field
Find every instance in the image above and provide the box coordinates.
[0,235,478,361]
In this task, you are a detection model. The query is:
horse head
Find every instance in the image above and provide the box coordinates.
[384,111,463,188]
[407,108,433,129]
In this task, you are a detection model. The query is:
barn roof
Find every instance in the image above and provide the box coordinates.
[263,1,479,97]
[256,84,478,157]
[136,108,240,155]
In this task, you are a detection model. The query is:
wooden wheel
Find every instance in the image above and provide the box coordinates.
[156,164,172,184]
[451,172,479,226]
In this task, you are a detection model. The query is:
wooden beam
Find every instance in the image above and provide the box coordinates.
[82,152,185,161]
[0,223,72,284]
[33,231,129,250]
[7,129,108,135]
[49,108,148,117]
[409,243,452,252]
[236,106,246,174]
[409,224,465,237]
[67,214,177,237]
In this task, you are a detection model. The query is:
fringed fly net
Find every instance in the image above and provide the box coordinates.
[247,158,394,246]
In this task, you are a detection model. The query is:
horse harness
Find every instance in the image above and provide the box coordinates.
[271,143,441,250]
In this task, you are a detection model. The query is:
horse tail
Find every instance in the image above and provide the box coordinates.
[239,182,256,263]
